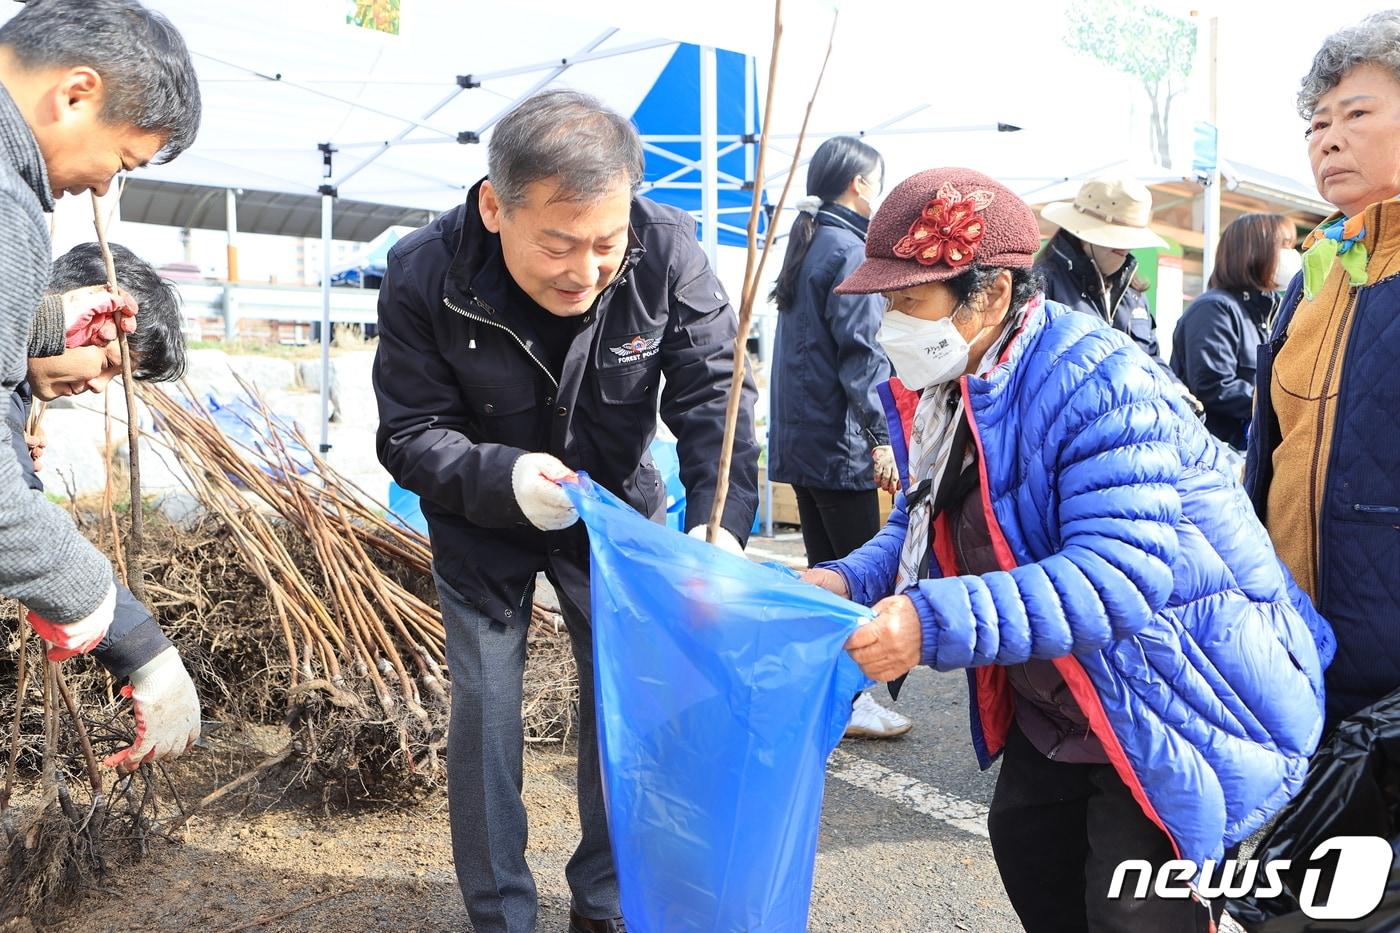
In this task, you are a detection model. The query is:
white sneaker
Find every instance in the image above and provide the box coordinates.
[844,691,913,739]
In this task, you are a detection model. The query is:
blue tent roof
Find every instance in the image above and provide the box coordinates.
[633,44,766,248]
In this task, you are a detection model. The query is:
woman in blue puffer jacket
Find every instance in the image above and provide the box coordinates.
[801,167,1332,932]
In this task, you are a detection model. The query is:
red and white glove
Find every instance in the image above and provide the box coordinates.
[687,524,743,555]
[511,452,579,531]
[61,285,138,348]
[103,647,201,773]
[26,583,116,660]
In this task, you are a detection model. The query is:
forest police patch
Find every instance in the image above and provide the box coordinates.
[608,333,662,364]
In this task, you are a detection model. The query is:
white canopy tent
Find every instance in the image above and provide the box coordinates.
[15,0,1023,452]
[10,0,1318,451]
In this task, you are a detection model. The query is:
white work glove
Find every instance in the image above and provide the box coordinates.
[26,582,116,660]
[687,524,743,555]
[872,445,899,494]
[103,647,201,773]
[511,452,579,531]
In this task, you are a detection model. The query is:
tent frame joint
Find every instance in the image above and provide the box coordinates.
[457,131,481,145]
[318,184,338,197]
[456,74,481,89]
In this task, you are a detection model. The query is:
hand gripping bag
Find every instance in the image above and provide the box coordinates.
[563,475,871,931]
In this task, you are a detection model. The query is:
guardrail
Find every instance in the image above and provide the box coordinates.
[175,281,781,358]
[176,282,381,341]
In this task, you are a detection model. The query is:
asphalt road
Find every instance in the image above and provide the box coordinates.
[811,669,1019,932]
[746,532,1022,932]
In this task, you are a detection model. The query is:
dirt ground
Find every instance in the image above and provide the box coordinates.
[11,733,581,932]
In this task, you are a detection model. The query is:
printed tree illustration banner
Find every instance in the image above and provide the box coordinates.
[347,0,400,36]
[1064,0,1198,169]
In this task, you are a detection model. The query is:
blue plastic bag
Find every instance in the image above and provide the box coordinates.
[647,438,687,532]
[564,475,872,932]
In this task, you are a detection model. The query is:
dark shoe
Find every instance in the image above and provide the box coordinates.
[568,909,626,933]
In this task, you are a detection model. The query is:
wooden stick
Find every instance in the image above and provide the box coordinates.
[707,4,838,541]
[2,618,30,811]
[53,664,102,795]
[92,191,146,603]
[102,391,128,582]
[24,398,43,436]
[166,744,292,832]
[214,887,355,933]
[41,660,58,798]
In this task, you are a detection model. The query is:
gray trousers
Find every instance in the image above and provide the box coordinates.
[435,568,618,933]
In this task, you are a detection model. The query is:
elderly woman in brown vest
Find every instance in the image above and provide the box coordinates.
[1245,9,1400,728]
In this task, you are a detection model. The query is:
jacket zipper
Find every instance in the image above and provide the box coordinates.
[1306,286,1357,590]
[443,294,559,390]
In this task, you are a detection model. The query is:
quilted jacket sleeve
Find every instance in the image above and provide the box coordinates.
[817,493,908,606]
[910,366,1184,671]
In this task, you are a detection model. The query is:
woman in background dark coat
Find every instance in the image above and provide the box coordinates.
[768,135,910,739]
[1171,213,1298,449]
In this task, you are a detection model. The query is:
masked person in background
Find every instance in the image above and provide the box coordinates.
[12,243,201,770]
[802,167,1328,931]
[1171,214,1299,450]
[767,135,910,740]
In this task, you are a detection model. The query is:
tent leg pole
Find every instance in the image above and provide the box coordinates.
[699,45,719,265]
[319,192,333,454]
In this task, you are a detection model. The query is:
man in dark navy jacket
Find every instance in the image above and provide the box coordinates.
[373,89,758,933]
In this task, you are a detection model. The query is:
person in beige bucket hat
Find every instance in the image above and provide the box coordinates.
[1036,176,1187,381]
[1035,176,1199,410]
[1041,176,1170,251]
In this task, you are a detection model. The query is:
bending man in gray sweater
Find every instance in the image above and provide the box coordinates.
[0,0,202,768]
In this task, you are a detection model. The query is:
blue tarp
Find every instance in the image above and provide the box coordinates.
[190,393,314,482]
[565,474,870,931]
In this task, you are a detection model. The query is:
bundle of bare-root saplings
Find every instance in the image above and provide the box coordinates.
[1,378,579,921]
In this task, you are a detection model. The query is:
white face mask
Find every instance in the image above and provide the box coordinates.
[876,308,970,390]
[856,175,882,218]
[1273,248,1303,291]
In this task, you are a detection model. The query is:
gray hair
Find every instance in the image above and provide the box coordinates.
[488,89,644,209]
[0,0,201,163]
[1298,9,1400,119]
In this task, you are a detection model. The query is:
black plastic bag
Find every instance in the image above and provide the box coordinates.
[1229,689,1400,932]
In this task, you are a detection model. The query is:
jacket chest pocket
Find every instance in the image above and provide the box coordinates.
[597,364,659,407]
[595,327,663,407]
[464,381,546,448]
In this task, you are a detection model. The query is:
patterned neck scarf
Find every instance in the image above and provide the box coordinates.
[1298,198,1400,299]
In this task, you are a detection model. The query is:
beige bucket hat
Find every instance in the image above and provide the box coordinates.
[1041,176,1169,251]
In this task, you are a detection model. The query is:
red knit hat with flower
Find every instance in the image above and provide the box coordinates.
[835,167,1041,294]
